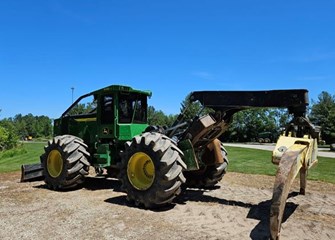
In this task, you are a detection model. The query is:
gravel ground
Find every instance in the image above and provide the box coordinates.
[1,171,334,240]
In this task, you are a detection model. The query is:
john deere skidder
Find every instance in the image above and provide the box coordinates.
[22,85,318,239]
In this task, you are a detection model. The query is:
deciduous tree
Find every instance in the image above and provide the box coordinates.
[310,91,335,144]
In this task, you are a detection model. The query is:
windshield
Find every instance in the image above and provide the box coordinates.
[119,93,147,124]
[67,95,97,116]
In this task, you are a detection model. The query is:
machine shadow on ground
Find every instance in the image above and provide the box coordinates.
[33,175,122,192]
[175,188,299,239]
[33,176,299,238]
[105,186,299,239]
[84,176,122,191]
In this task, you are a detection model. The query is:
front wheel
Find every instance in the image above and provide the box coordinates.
[40,135,90,190]
[119,132,186,208]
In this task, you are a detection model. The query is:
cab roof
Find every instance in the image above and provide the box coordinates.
[91,85,152,97]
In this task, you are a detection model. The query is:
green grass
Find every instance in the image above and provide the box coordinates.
[225,146,335,184]
[225,146,276,175]
[0,143,334,184]
[0,142,45,173]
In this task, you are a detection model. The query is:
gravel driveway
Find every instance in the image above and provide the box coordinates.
[1,171,334,240]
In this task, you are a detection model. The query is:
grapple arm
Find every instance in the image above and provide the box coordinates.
[188,89,319,239]
[180,89,310,149]
[190,89,309,120]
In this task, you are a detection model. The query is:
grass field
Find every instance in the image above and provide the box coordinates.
[225,146,335,184]
[0,143,334,184]
[0,142,45,173]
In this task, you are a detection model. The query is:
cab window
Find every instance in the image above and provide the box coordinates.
[101,95,114,124]
[119,93,147,124]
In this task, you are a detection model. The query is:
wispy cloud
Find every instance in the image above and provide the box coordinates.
[296,76,330,81]
[191,71,213,80]
[298,52,335,63]
[190,72,252,90]
[48,0,93,24]
[269,51,335,63]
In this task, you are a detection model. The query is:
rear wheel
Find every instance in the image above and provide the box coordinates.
[119,132,186,208]
[40,135,90,190]
[184,142,228,188]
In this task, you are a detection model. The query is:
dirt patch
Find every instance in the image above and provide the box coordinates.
[0,171,334,240]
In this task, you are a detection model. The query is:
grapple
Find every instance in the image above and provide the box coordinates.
[189,89,319,239]
[270,118,318,239]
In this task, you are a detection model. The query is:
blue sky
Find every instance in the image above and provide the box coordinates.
[0,0,334,119]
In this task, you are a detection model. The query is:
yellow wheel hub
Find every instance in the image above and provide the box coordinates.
[47,150,63,178]
[127,152,155,190]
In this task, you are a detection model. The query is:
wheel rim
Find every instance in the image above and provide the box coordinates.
[127,152,155,190]
[47,150,63,178]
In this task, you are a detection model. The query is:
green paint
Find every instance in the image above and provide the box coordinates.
[178,139,199,170]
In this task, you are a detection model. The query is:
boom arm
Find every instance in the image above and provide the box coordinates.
[170,89,310,149]
[190,89,309,119]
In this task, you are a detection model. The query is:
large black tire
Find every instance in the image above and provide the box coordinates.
[119,132,186,208]
[40,135,90,190]
[184,143,229,188]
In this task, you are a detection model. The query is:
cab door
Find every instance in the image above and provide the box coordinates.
[97,94,117,140]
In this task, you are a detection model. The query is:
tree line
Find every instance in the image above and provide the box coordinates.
[0,90,334,151]
[148,91,335,144]
[0,113,52,150]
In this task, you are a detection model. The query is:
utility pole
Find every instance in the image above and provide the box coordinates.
[71,87,74,103]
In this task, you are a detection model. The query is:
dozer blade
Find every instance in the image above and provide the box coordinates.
[20,163,44,182]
